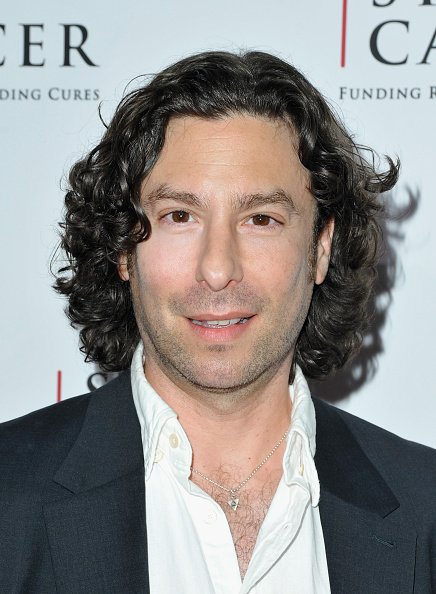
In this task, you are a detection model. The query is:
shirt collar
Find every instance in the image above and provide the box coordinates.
[284,366,320,506]
[131,342,320,505]
[131,342,178,480]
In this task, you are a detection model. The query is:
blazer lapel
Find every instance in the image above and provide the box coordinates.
[43,372,149,594]
[313,399,417,594]
[42,374,418,593]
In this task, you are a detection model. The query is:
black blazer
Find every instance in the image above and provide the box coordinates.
[1,371,435,593]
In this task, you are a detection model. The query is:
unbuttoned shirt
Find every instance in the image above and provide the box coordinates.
[131,342,331,594]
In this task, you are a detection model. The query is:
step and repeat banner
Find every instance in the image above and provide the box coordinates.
[1,0,435,447]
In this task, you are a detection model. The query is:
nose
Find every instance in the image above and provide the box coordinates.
[195,221,243,291]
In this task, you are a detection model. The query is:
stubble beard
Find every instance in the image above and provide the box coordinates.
[132,283,313,400]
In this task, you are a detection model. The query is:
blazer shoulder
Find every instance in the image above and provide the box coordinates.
[314,397,436,460]
[0,371,131,500]
[0,392,90,498]
[313,397,436,511]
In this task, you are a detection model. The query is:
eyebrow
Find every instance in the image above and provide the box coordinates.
[144,184,205,209]
[143,184,299,215]
[232,190,298,215]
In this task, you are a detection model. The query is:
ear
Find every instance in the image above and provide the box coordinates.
[117,253,130,281]
[315,217,334,285]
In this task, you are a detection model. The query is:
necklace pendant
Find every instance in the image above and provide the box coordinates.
[228,497,239,511]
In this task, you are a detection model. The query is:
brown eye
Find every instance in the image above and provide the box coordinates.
[252,214,271,226]
[171,210,190,223]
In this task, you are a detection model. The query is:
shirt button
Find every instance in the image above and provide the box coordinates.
[154,449,164,463]
[169,433,179,448]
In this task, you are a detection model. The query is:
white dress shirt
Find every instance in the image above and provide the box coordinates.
[131,342,331,593]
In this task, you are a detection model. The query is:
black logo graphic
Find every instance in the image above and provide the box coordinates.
[0,24,98,67]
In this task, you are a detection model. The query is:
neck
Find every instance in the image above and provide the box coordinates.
[143,357,293,473]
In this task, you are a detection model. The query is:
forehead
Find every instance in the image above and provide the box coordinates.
[142,115,312,209]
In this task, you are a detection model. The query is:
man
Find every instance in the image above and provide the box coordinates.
[1,51,435,594]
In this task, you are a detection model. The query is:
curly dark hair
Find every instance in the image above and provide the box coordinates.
[54,50,399,378]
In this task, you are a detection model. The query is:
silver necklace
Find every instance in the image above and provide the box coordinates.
[190,428,289,512]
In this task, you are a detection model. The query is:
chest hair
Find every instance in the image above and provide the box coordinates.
[194,470,282,578]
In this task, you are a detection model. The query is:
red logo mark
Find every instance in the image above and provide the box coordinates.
[341,0,348,67]
[57,370,62,402]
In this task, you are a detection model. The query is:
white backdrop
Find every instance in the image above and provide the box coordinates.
[1,0,435,447]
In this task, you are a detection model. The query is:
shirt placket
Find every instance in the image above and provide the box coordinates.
[241,479,311,593]
[165,422,243,594]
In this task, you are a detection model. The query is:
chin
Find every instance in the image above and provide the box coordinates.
[176,363,263,395]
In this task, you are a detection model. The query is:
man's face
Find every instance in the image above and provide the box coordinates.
[121,115,332,395]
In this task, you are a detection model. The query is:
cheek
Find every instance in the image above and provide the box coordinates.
[245,236,311,294]
[281,259,311,304]
[134,234,196,290]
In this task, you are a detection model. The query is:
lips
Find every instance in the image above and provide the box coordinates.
[190,317,250,328]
